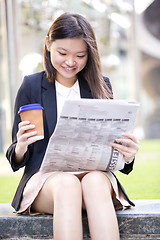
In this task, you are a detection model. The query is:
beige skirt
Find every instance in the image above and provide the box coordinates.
[17,170,132,215]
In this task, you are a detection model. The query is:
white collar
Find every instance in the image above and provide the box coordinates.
[55,80,79,98]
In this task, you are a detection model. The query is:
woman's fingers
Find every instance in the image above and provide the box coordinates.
[110,132,139,163]
[18,120,30,127]
[110,141,135,163]
[15,121,43,159]
[122,132,139,144]
[27,135,44,145]
[114,132,139,152]
[17,121,35,136]
[15,120,44,162]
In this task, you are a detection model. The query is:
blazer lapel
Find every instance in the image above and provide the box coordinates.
[41,74,57,137]
[78,76,93,99]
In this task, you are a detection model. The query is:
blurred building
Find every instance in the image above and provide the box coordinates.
[138,0,160,138]
[0,0,160,152]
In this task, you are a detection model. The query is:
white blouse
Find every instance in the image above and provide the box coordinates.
[55,80,81,118]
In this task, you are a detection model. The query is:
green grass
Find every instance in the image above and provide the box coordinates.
[0,175,21,203]
[138,139,160,152]
[0,139,160,203]
[115,139,160,199]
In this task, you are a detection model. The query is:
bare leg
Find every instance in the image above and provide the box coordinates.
[32,172,83,240]
[81,171,120,240]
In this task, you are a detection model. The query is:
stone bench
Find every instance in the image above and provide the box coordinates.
[0,200,160,240]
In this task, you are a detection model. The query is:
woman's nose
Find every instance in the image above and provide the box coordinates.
[65,58,76,66]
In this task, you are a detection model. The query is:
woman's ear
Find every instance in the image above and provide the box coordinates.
[45,36,51,51]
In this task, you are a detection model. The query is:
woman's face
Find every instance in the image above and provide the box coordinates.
[48,38,88,87]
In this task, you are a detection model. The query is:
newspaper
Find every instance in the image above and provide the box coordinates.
[40,99,139,172]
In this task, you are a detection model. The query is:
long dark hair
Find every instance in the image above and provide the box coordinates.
[43,12,113,99]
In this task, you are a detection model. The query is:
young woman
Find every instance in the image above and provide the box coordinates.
[6,12,139,240]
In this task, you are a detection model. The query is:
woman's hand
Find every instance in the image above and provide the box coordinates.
[110,132,139,164]
[15,121,43,163]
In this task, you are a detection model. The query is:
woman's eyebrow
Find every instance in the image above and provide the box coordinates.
[57,47,87,53]
[57,47,67,51]
[77,50,87,53]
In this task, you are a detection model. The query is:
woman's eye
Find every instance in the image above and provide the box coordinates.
[77,55,85,58]
[58,52,66,56]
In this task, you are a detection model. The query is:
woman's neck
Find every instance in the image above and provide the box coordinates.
[56,76,77,88]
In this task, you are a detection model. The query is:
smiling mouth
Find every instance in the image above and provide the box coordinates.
[62,66,76,72]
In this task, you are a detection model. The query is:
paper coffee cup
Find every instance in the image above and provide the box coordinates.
[18,104,44,138]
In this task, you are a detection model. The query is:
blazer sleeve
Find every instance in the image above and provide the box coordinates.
[120,158,135,175]
[6,76,34,171]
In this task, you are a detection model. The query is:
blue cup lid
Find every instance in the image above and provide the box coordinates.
[18,104,44,114]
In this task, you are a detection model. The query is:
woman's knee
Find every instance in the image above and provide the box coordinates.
[32,173,82,214]
[47,172,82,196]
[81,171,112,197]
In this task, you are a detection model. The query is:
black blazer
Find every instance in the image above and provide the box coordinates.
[6,71,134,211]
